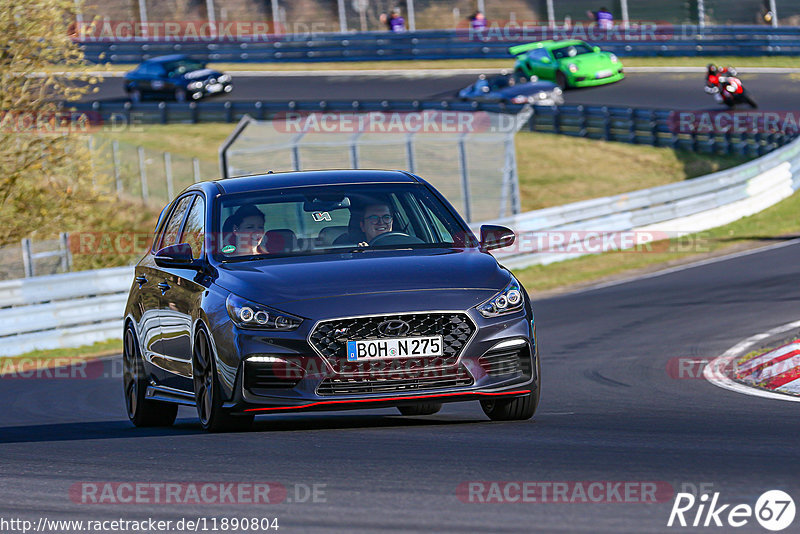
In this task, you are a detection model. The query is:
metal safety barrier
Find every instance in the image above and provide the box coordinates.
[0,266,133,357]
[72,99,796,156]
[475,134,800,269]
[80,26,800,63]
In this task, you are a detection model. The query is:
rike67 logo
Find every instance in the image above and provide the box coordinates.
[668,490,795,531]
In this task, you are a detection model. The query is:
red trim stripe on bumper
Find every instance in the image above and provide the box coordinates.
[243,389,532,413]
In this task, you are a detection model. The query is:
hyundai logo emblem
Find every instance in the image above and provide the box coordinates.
[377,320,411,337]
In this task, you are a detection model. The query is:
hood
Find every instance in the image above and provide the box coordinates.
[213,248,509,318]
[181,68,223,81]
[566,53,614,71]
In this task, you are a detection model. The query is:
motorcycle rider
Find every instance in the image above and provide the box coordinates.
[704,64,723,103]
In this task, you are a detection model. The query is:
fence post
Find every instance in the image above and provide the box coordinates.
[164,152,174,200]
[405,133,416,173]
[112,140,123,197]
[407,0,416,31]
[271,0,280,35]
[457,135,472,223]
[59,232,72,272]
[138,146,149,201]
[137,0,148,38]
[769,0,778,27]
[697,0,705,27]
[21,238,34,278]
[193,157,201,183]
[337,0,347,32]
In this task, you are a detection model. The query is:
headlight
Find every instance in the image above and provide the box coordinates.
[568,63,578,73]
[537,91,548,100]
[218,73,231,83]
[553,87,563,95]
[226,294,302,330]
[478,277,524,318]
[610,54,618,63]
[187,81,204,90]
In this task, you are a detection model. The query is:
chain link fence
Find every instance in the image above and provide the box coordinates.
[221,109,530,223]
[77,0,800,35]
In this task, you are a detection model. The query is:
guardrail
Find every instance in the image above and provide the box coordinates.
[2,132,799,357]
[73,99,795,156]
[80,26,800,63]
[475,134,800,269]
[0,266,133,357]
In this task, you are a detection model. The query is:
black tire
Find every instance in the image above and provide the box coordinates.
[123,324,178,427]
[481,391,538,421]
[481,355,540,421]
[193,326,253,432]
[397,403,442,416]
[555,71,568,90]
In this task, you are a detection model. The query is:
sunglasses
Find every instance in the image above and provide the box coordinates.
[363,214,393,224]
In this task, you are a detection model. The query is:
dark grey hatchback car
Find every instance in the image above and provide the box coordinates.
[123,170,539,432]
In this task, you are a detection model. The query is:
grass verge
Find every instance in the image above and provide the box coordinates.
[96,123,747,212]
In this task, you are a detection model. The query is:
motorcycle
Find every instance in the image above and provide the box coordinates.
[704,69,758,109]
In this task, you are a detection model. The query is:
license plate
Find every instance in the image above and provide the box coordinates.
[596,70,613,79]
[346,336,443,362]
[207,83,223,92]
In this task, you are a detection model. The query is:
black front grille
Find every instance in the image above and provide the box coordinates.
[309,313,475,376]
[317,365,473,396]
[479,345,532,378]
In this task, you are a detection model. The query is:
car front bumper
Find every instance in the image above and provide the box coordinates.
[214,309,538,414]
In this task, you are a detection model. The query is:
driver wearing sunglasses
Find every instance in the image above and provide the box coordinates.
[359,203,394,244]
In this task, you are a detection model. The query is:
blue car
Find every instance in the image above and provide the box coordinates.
[123,170,539,432]
[459,72,564,106]
[124,54,233,102]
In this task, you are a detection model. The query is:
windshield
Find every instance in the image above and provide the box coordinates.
[552,44,593,59]
[213,183,474,261]
[164,60,205,77]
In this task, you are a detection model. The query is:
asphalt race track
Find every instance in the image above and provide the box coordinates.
[1,240,799,532]
[89,71,800,111]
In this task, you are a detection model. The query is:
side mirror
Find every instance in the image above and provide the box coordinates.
[541,57,551,64]
[154,243,200,268]
[593,46,601,53]
[480,225,516,252]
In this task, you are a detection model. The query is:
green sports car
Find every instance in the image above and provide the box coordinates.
[510,40,624,89]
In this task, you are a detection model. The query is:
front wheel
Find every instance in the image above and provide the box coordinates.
[123,324,178,427]
[481,390,538,421]
[193,327,253,432]
[555,71,568,90]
